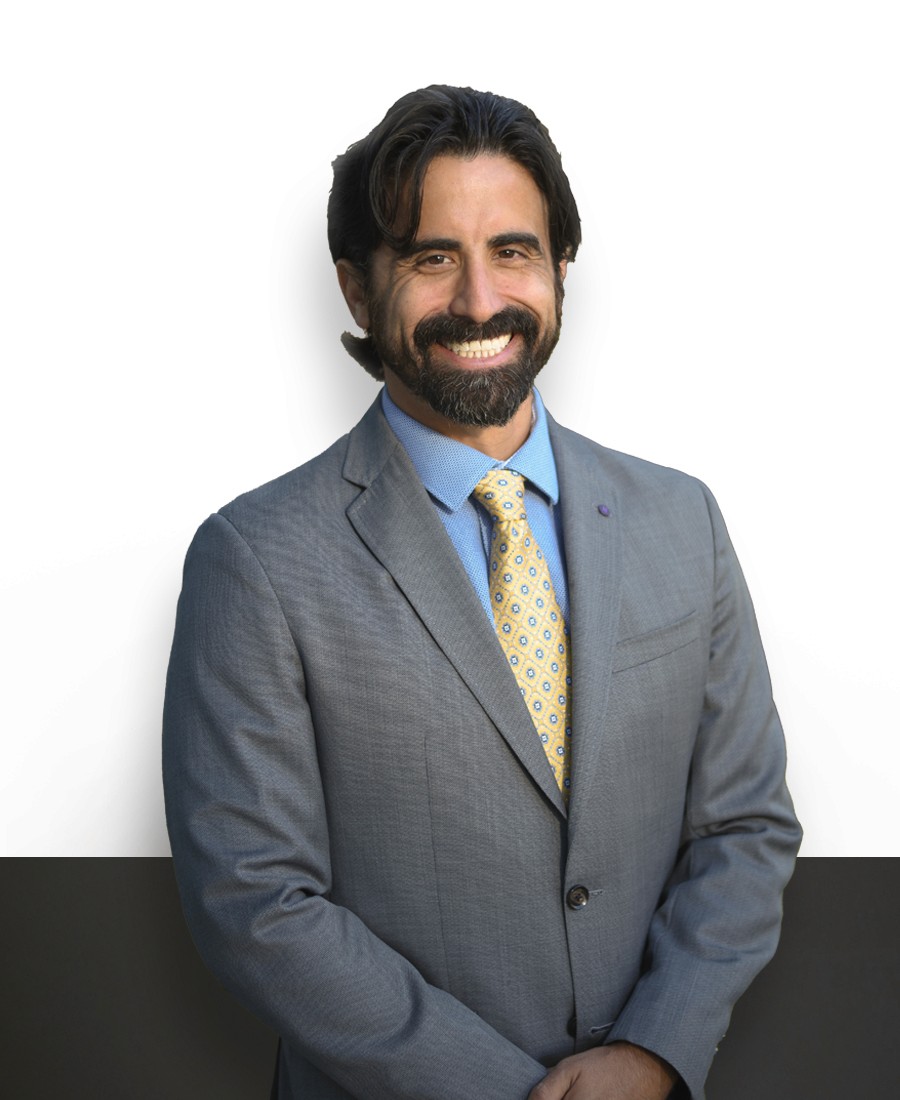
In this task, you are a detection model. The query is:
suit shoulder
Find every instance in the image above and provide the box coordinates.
[213,394,396,534]
[185,397,398,561]
[187,432,362,564]
[217,432,350,526]
[551,420,713,505]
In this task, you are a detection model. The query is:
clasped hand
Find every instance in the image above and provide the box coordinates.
[528,1041,678,1100]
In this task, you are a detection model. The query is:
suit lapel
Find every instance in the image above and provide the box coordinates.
[343,399,568,815]
[549,418,623,817]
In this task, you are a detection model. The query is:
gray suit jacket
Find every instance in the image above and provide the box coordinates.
[163,396,801,1100]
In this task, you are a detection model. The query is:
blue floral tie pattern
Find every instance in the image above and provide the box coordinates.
[473,470,571,799]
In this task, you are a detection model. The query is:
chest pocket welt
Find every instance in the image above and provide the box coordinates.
[612,611,700,673]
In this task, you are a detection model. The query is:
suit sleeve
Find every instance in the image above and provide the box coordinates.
[604,484,802,1098]
[162,513,546,1100]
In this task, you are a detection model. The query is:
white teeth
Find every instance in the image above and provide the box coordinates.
[445,334,512,359]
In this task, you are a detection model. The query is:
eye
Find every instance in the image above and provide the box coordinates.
[420,253,451,266]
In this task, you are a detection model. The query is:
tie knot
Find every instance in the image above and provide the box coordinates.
[473,470,527,523]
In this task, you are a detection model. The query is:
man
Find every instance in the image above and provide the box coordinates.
[163,86,801,1100]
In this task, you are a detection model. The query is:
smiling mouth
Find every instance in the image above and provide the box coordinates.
[442,334,512,360]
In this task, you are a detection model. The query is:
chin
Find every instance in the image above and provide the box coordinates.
[415,356,542,428]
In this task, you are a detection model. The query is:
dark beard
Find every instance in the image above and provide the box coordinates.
[368,290,563,428]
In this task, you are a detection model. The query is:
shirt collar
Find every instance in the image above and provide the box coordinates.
[381,387,560,513]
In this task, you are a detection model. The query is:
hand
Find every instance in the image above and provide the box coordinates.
[527,1042,679,1100]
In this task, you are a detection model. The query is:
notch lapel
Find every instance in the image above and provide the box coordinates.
[343,400,567,815]
[549,418,623,817]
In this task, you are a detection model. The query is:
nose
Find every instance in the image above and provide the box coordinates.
[448,259,505,323]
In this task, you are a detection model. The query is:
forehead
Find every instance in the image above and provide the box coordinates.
[413,154,550,243]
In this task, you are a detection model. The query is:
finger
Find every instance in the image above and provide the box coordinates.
[527,1066,577,1100]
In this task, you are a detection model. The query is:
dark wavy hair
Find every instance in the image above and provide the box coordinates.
[328,85,581,268]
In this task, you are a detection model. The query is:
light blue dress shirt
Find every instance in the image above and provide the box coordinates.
[381,387,569,624]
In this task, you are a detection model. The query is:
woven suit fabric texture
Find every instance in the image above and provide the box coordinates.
[473,470,572,797]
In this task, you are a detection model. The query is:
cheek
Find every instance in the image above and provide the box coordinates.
[505,268,559,310]
[390,287,448,334]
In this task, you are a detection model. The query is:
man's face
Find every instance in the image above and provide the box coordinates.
[349,154,565,428]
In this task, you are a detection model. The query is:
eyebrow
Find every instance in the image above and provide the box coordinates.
[398,232,545,259]
[489,232,544,253]
[398,237,460,258]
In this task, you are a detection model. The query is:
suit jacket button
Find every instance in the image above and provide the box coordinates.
[566,884,590,910]
[566,1014,578,1037]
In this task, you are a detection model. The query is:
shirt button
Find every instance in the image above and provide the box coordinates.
[566,884,590,910]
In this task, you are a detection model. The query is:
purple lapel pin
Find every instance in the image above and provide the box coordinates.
[597,504,611,517]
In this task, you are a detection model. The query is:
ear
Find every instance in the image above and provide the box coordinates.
[558,257,568,282]
[336,260,370,330]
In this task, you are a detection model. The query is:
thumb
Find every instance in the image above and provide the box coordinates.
[527,1062,577,1100]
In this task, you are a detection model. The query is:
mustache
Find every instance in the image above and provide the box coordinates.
[413,307,539,352]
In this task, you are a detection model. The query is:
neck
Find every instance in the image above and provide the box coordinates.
[383,370,534,461]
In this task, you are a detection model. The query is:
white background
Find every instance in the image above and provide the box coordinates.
[2,2,897,855]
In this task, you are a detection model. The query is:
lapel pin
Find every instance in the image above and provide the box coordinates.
[597,505,611,517]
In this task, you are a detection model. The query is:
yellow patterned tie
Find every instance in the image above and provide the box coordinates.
[473,470,571,799]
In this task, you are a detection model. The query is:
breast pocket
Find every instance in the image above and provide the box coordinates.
[611,611,700,673]
[605,610,705,805]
